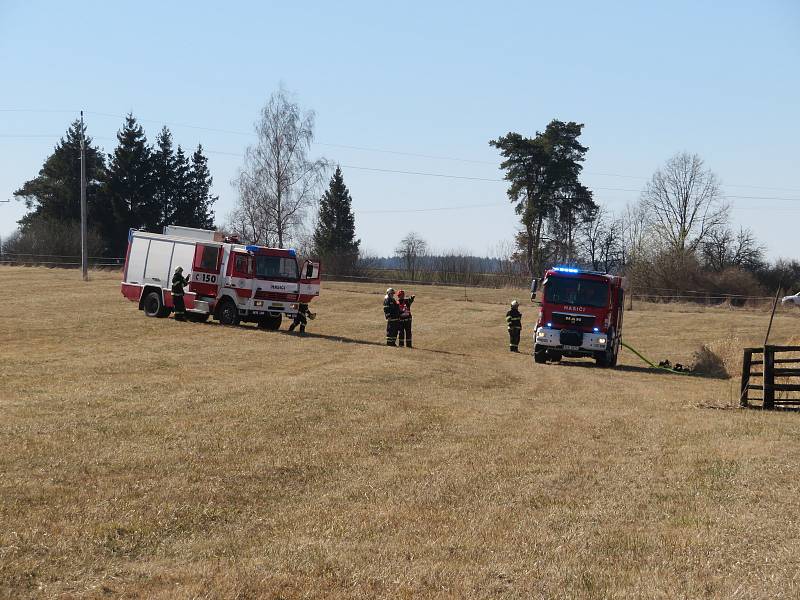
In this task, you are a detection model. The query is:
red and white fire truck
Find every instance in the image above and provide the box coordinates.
[531,267,626,367]
[120,226,320,329]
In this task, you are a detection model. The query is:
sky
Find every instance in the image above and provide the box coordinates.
[1,0,799,258]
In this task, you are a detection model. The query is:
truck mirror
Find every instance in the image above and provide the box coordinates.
[530,278,538,300]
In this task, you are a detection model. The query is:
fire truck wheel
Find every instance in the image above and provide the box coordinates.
[595,330,617,368]
[546,350,562,363]
[534,345,547,364]
[143,291,169,318]
[217,299,240,326]
[257,314,282,330]
[609,338,620,367]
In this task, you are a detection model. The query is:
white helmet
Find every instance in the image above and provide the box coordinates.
[175,266,183,273]
[510,300,519,307]
[386,287,395,295]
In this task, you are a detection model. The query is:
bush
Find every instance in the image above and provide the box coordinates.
[2,219,105,264]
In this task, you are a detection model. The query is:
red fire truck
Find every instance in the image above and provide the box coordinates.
[120,226,320,329]
[531,267,626,367]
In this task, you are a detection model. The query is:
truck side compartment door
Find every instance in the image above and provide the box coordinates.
[190,243,223,298]
[227,252,254,302]
[299,260,321,302]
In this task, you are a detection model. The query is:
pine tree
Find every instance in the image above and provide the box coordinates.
[312,166,360,274]
[14,119,106,230]
[187,144,217,229]
[169,146,193,226]
[152,126,177,230]
[102,114,156,254]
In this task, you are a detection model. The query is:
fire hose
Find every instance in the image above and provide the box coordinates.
[620,341,693,375]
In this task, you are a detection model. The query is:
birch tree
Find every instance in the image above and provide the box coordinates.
[232,87,327,246]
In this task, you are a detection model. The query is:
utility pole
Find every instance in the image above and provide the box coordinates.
[0,199,8,263]
[80,111,88,281]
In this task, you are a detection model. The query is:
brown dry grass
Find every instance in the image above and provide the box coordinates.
[2,266,800,599]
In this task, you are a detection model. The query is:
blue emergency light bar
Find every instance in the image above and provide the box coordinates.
[551,266,609,276]
[245,244,297,257]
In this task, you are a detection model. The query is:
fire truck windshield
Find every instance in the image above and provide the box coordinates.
[544,276,609,308]
[254,256,298,280]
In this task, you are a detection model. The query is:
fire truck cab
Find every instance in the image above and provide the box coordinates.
[531,267,626,368]
[121,226,320,329]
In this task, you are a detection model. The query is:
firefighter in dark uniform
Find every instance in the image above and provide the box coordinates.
[506,300,522,352]
[397,290,415,348]
[172,266,190,321]
[383,287,401,346]
[288,303,315,334]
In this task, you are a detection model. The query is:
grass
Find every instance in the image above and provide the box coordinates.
[2,266,800,599]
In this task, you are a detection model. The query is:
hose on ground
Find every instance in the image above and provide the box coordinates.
[620,341,693,375]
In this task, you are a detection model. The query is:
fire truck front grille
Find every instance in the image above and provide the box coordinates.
[254,290,297,302]
[559,330,584,347]
[552,312,596,329]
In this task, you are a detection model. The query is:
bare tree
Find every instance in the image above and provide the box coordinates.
[619,201,651,266]
[580,206,605,270]
[640,152,728,254]
[226,191,273,245]
[230,87,327,247]
[578,206,624,272]
[701,226,764,272]
[395,232,428,281]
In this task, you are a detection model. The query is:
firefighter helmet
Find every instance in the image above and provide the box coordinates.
[175,266,183,273]
[511,300,519,307]
[397,290,405,298]
[386,287,395,295]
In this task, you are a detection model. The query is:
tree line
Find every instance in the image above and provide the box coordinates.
[5,89,796,299]
[5,115,217,258]
[490,121,799,300]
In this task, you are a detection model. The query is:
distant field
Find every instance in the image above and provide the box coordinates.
[2,266,800,599]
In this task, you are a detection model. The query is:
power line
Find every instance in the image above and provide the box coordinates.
[340,164,503,182]
[3,107,800,192]
[358,202,507,214]
[5,133,800,202]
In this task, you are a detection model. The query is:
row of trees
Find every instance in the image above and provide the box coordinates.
[4,89,365,276]
[225,95,795,297]
[491,124,796,298]
[8,116,217,257]
[5,88,793,298]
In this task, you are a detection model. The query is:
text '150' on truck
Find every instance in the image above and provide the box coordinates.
[531,267,627,368]
[120,226,320,329]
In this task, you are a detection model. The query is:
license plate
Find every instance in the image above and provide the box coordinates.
[271,302,284,308]
[563,345,580,351]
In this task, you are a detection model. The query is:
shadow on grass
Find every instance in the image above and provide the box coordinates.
[180,318,475,357]
[274,330,469,356]
[277,330,385,347]
[552,359,729,379]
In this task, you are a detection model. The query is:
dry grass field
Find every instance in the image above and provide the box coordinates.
[2,266,800,599]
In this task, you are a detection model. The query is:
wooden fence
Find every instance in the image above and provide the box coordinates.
[740,346,800,409]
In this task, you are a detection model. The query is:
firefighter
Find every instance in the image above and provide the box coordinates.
[172,266,190,321]
[383,287,401,346]
[397,290,415,348]
[288,303,315,334]
[506,300,522,352]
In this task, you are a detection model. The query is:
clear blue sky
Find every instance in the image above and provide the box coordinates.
[1,0,798,258]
